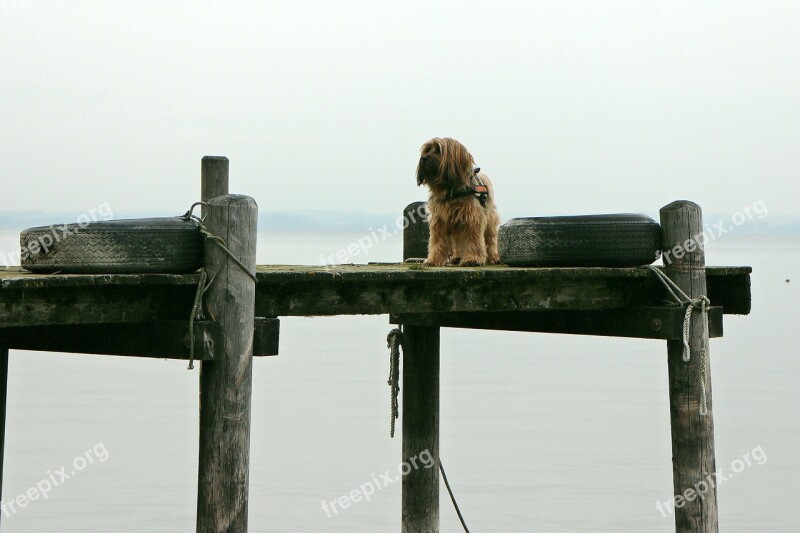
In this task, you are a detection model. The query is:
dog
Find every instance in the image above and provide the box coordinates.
[416,137,500,266]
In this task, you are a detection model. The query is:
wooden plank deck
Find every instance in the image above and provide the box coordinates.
[0,264,751,330]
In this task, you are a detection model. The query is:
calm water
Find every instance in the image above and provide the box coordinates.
[0,230,798,532]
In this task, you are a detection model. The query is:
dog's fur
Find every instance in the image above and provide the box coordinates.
[416,137,500,266]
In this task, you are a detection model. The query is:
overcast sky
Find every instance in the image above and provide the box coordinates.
[1,1,798,220]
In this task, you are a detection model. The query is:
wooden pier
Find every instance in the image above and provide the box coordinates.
[0,157,752,532]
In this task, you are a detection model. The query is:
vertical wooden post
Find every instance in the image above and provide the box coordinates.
[403,201,429,260]
[401,326,440,532]
[196,193,258,532]
[401,202,440,533]
[201,156,230,214]
[660,201,718,532]
[0,347,8,527]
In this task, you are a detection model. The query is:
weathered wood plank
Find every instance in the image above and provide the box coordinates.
[706,270,750,314]
[252,265,751,317]
[0,318,279,359]
[661,201,718,533]
[0,280,195,329]
[0,268,199,288]
[0,347,7,526]
[197,195,258,533]
[0,265,750,328]
[392,306,723,340]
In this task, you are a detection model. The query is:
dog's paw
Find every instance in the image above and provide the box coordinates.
[423,256,448,267]
[459,256,486,267]
[486,253,500,265]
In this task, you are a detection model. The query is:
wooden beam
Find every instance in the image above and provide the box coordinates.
[0,281,195,329]
[706,270,751,315]
[0,318,279,359]
[197,194,257,533]
[0,347,7,527]
[252,265,751,317]
[392,307,723,340]
[661,201,718,532]
[0,265,750,327]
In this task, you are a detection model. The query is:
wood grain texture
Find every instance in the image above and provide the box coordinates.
[196,195,258,533]
[252,265,751,317]
[0,265,750,328]
[0,318,278,359]
[400,215,440,533]
[402,201,429,260]
[392,306,724,340]
[401,325,440,533]
[0,347,7,526]
[201,156,229,216]
[661,201,718,533]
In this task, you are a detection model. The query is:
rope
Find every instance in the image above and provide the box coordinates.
[384,328,471,532]
[180,202,259,370]
[440,459,471,533]
[647,265,710,415]
[387,328,402,438]
[180,202,258,283]
[187,269,208,370]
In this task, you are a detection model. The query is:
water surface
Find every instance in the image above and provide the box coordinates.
[0,230,797,532]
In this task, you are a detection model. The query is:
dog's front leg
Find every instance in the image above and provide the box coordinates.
[456,224,488,266]
[423,217,449,266]
[485,220,500,264]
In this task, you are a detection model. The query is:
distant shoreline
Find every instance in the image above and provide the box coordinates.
[0,210,798,235]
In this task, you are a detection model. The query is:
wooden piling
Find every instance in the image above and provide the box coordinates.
[660,201,718,532]
[196,194,258,532]
[0,347,7,525]
[401,202,440,533]
[201,156,230,213]
[401,326,440,532]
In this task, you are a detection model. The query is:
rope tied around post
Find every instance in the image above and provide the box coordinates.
[647,265,710,415]
[180,202,259,370]
[387,328,403,438]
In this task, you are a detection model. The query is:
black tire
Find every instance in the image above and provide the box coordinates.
[498,213,661,267]
[20,217,203,274]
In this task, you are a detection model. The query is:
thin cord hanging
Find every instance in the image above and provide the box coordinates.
[440,459,471,533]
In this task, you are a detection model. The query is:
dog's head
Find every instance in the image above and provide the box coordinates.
[416,137,475,193]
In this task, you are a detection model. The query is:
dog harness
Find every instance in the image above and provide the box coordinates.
[446,168,489,207]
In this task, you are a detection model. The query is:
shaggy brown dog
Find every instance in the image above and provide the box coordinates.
[416,137,500,266]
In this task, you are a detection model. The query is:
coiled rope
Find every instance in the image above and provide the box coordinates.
[387,328,402,438]
[180,202,258,370]
[647,265,710,416]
